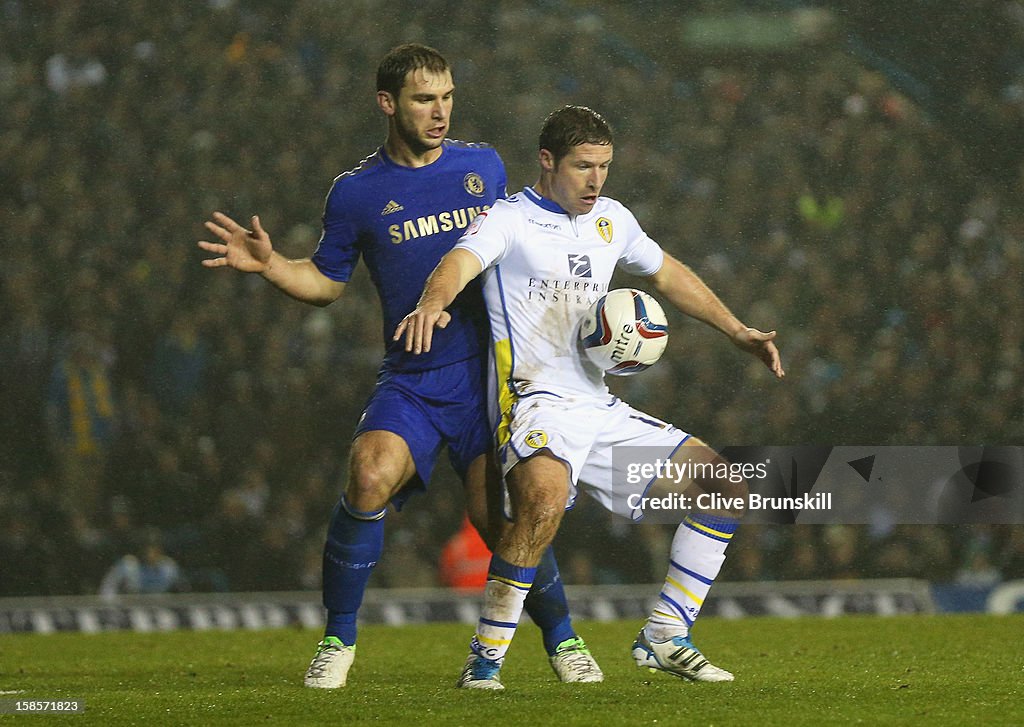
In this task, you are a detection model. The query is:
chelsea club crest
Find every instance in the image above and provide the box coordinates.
[464,172,485,197]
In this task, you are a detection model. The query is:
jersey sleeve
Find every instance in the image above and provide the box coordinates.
[310,179,361,282]
[614,202,665,277]
[454,201,514,269]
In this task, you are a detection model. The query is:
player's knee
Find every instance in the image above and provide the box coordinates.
[346,459,401,512]
[515,483,564,522]
[509,489,565,553]
[695,470,748,519]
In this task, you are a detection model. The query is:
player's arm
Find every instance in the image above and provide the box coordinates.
[647,252,785,378]
[199,211,345,306]
[394,248,483,354]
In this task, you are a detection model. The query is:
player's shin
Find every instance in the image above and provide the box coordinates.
[645,512,739,640]
[321,495,386,645]
[523,546,576,654]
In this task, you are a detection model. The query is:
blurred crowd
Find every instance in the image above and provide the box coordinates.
[2,1,1024,598]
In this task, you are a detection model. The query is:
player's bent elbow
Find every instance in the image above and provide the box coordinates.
[311,278,347,307]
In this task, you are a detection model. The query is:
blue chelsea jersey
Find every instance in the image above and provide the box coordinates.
[312,140,507,372]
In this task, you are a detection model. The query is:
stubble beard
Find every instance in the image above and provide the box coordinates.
[394,114,444,157]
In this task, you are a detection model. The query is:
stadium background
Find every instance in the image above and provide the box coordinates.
[1,0,1023,612]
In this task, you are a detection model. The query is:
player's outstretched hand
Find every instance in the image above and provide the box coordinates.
[198,211,273,273]
[394,307,451,354]
[732,328,785,379]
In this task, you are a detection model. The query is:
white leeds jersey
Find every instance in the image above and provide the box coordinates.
[454,186,665,432]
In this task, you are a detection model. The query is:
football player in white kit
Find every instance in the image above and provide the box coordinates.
[396,105,784,689]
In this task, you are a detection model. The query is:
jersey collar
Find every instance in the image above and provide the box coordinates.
[523,186,570,215]
[379,140,448,170]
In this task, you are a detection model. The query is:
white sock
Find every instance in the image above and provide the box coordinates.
[646,513,738,641]
[470,558,536,662]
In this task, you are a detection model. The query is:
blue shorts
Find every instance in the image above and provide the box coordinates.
[354,356,490,509]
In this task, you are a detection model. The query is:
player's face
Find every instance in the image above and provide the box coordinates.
[542,143,613,216]
[386,67,454,156]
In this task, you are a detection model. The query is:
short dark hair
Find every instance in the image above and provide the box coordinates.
[538,105,613,164]
[376,43,450,98]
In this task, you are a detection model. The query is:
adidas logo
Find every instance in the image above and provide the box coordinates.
[381,200,404,215]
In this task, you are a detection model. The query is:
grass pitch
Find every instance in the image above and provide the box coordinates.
[1,614,1021,725]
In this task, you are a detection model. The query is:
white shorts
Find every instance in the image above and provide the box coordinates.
[498,387,689,519]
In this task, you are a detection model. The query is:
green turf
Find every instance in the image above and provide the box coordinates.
[1,614,1022,725]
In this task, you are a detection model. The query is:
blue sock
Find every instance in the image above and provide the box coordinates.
[321,496,385,645]
[524,546,576,655]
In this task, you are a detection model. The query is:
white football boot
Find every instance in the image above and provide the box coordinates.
[631,629,734,682]
[304,637,355,688]
[549,637,604,683]
[456,653,505,690]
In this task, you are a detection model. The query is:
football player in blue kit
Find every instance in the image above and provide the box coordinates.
[198,44,601,688]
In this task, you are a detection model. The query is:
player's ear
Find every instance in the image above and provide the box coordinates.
[377,90,396,117]
[539,149,556,173]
